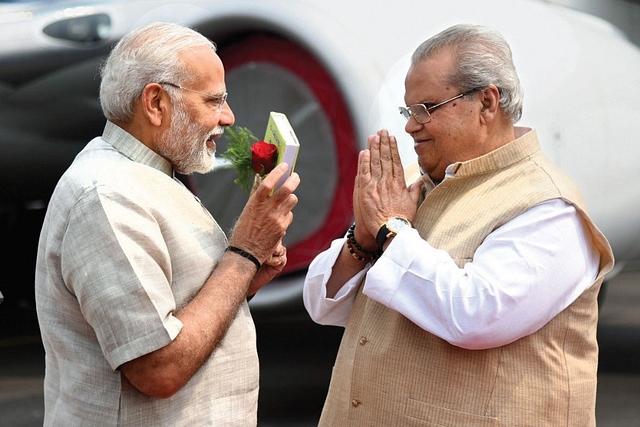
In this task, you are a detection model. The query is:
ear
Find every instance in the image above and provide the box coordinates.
[478,84,501,125]
[140,83,169,127]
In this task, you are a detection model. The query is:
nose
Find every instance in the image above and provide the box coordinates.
[404,114,422,135]
[219,102,235,127]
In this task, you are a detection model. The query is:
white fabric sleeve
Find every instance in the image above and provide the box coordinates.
[303,237,371,327]
[363,199,601,350]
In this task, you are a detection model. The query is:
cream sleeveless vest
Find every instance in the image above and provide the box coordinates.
[319,130,614,427]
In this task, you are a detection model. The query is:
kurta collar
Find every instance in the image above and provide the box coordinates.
[102,121,174,177]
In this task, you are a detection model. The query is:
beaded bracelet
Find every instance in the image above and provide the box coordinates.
[346,239,372,262]
[347,223,382,258]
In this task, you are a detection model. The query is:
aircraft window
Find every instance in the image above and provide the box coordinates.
[43,14,112,44]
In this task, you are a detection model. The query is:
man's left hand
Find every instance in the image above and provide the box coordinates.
[247,241,287,297]
[355,129,421,239]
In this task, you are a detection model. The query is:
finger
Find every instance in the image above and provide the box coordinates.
[408,180,423,205]
[268,172,300,206]
[279,171,301,193]
[274,252,287,267]
[352,161,363,225]
[367,134,381,179]
[356,149,372,211]
[257,174,299,219]
[278,193,299,217]
[249,174,262,196]
[263,249,287,267]
[357,148,372,182]
[272,242,286,258]
[274,241,288,264]
[388,133,403,179]
[378,129,393,175]
[254,162,290,198]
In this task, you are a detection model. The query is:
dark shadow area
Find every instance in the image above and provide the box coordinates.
[255,314,342,424]
[597,324,640,374]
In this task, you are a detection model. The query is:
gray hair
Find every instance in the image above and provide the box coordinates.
[411,24,523,123]
[99,22,216,122]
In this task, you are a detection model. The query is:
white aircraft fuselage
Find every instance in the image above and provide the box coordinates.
[1,0,639,288]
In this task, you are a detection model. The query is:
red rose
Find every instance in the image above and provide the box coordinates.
[251,141,278,175]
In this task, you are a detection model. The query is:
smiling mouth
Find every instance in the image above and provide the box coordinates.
[206,130,223,148]
[414,138,432,146]
[206,135,217,150]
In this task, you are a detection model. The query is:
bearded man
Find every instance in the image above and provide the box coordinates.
[35,22,299,427]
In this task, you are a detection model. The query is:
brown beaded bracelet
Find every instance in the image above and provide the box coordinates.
[346,239,373,262]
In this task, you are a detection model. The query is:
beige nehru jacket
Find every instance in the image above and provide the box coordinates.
[319,130,614,427]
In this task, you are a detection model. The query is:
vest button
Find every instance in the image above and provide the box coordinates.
[359,336,368,345]
[351,399,361,407]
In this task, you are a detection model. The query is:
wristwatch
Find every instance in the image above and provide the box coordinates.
[376,216,412,249]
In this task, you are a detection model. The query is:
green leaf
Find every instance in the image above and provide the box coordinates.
[221,126,259,193]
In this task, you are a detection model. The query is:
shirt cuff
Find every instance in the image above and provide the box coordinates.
[363,228,421,307]
[303,237,370,326]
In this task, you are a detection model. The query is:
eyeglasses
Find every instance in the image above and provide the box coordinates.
[159,81,228,111]
[399,88,481,124]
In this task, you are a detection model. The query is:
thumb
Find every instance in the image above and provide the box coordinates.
[408,180,423,205]
[250,174,262,195]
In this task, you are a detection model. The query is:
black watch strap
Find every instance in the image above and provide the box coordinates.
[376,224,392,249]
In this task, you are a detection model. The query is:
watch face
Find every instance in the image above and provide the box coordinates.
[387,217,411,233]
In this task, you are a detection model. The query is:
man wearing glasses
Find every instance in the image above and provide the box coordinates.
[35,22,299,426]
[304,24,613,426]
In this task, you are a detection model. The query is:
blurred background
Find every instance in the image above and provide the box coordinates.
[1,0,639,425]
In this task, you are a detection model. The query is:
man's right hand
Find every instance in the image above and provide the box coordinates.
[229,162,300,265]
